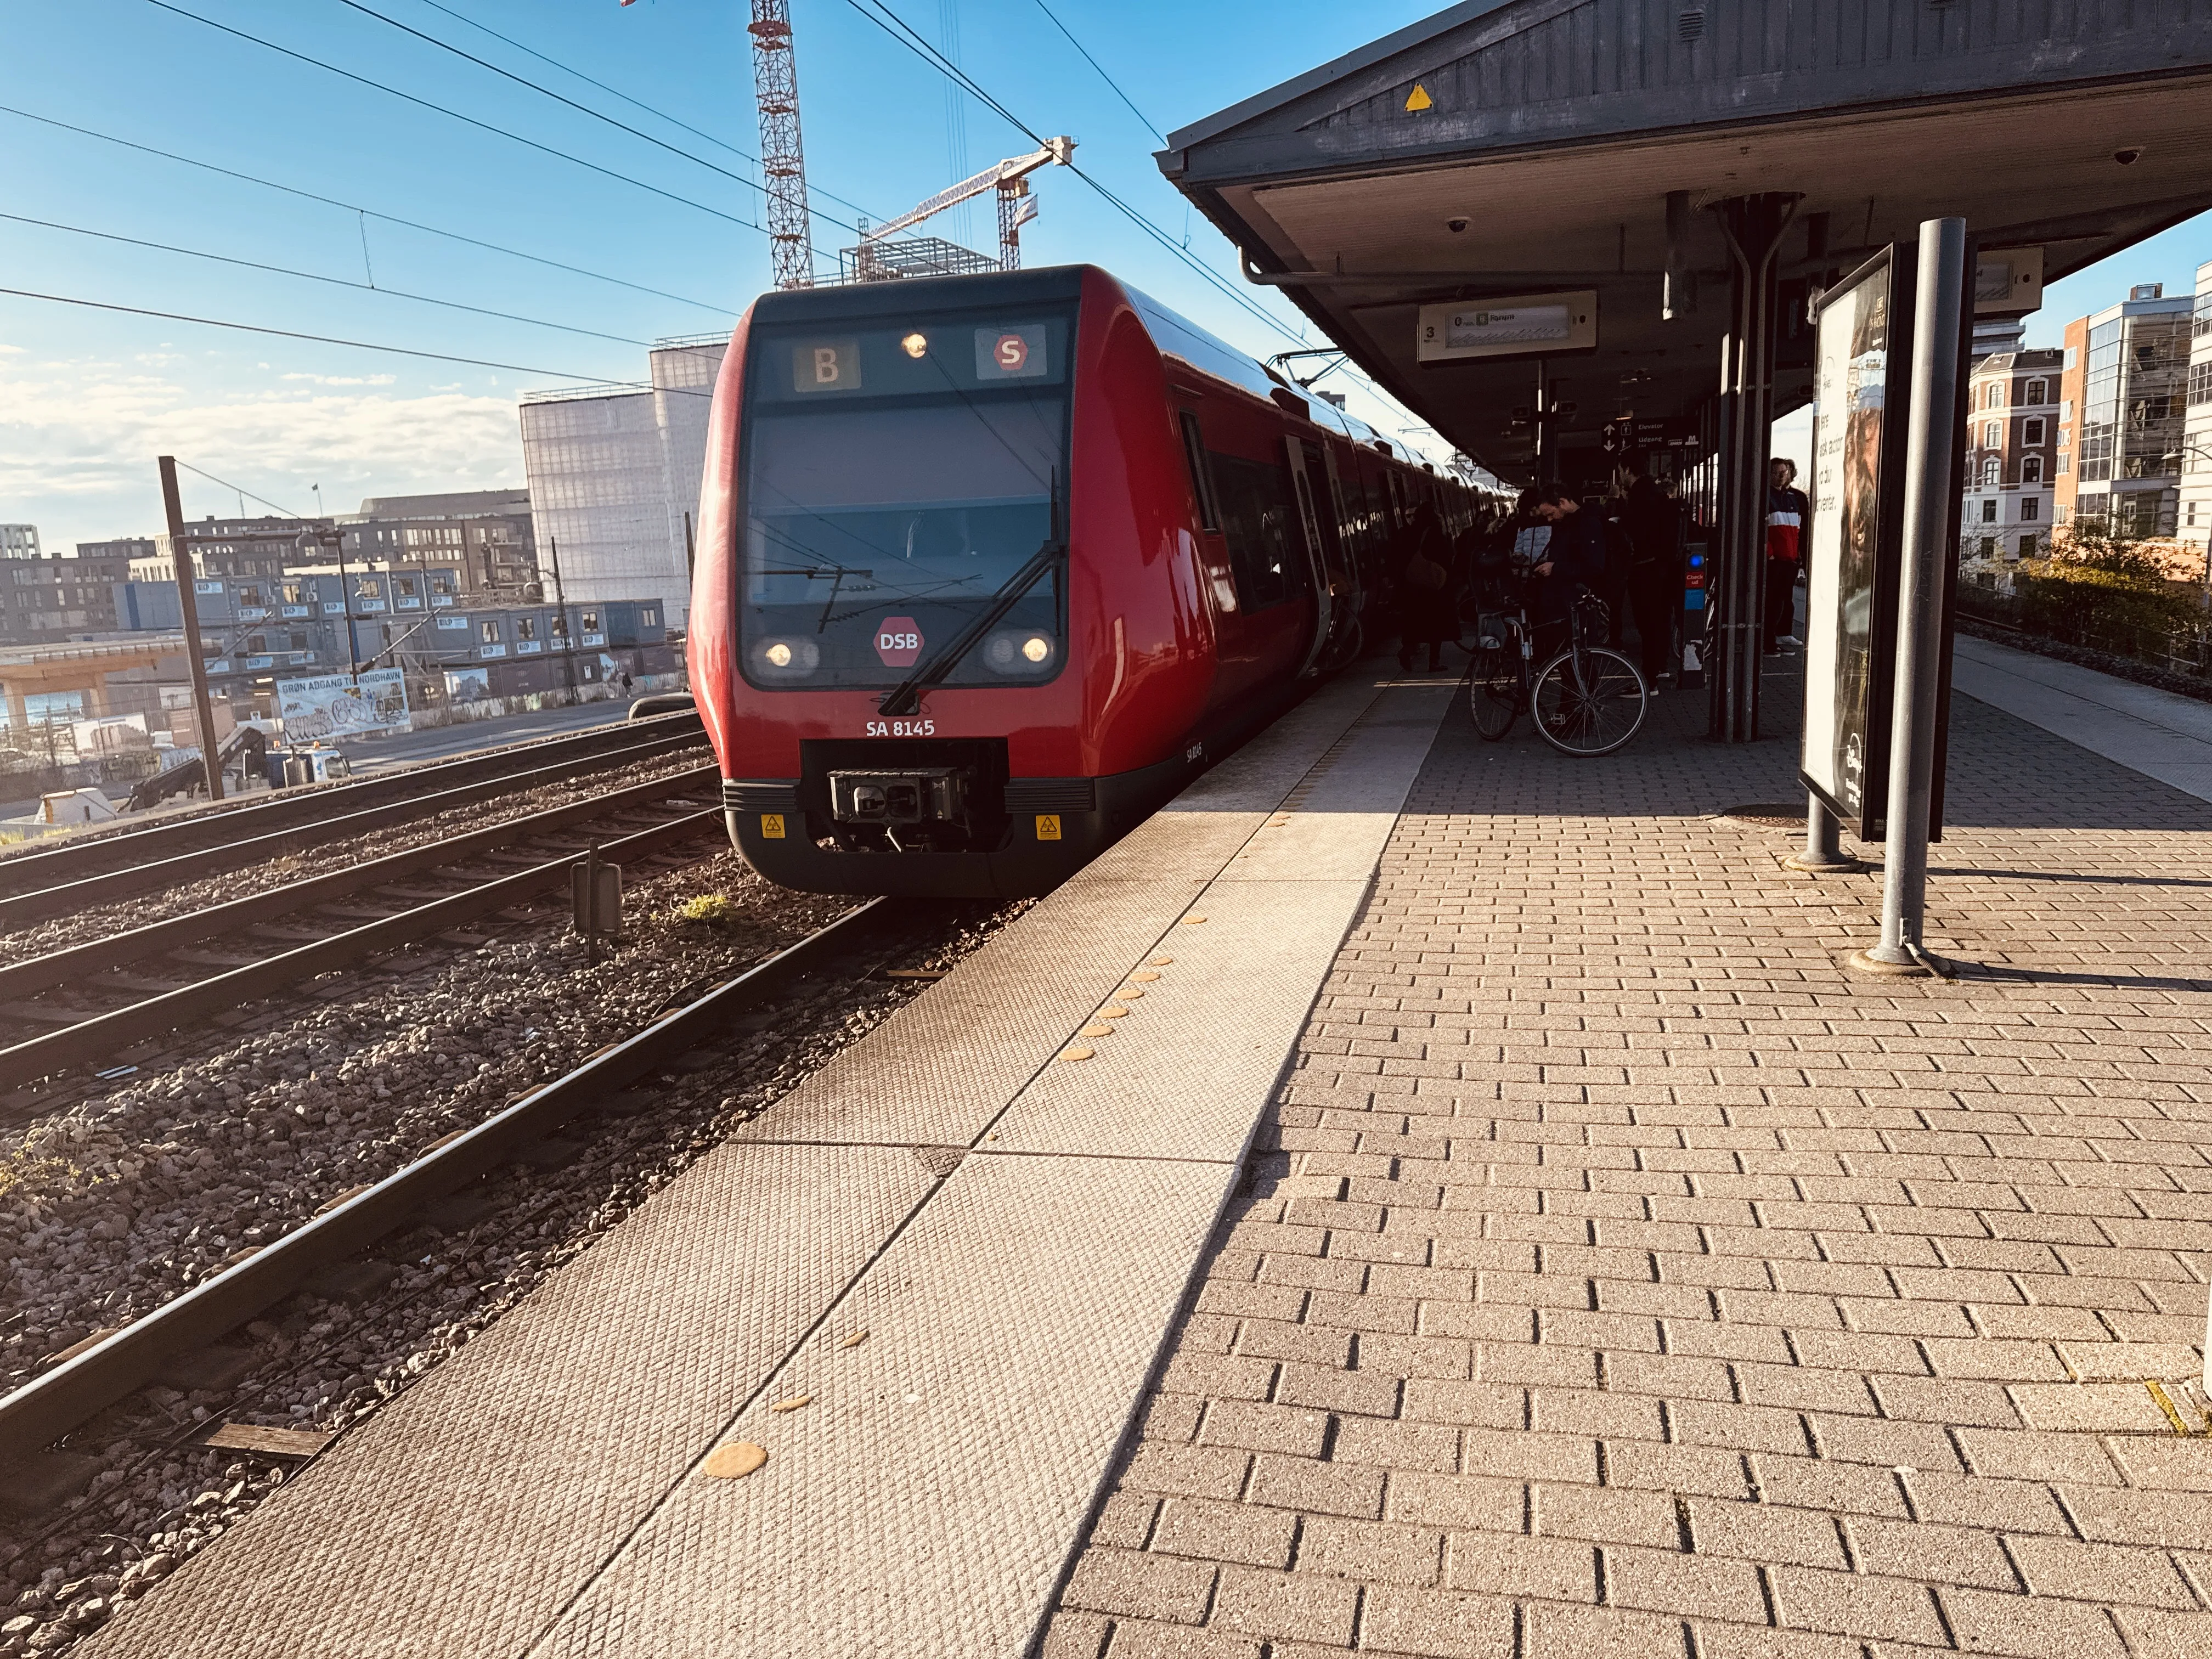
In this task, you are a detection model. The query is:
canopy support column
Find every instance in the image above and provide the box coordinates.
[1709,192,1800,743]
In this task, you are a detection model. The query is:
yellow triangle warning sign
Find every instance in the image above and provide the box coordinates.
[1405,83,1434,112]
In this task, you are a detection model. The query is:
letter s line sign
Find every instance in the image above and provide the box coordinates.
[874,616,923,667]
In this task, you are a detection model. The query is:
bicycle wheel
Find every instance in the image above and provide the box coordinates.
[1466,644,1520,741]
[1532,645,1647,757]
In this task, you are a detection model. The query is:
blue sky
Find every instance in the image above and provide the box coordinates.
[3,0,2208,552]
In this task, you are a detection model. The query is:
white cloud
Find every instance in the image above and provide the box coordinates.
[0,352,522,547]
[280,372,399,387]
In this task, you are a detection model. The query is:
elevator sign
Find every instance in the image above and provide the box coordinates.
[873,616,923,667]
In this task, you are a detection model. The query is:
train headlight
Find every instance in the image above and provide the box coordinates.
[901,331,929,359]
[754,637,819,676]
[984,631,1055,675]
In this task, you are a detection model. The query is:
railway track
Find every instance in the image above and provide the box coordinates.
[0,896,913,1504]
[0,710,705,931]
[0,766,726,1105]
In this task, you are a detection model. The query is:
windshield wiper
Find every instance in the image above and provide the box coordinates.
[877,472,1063,717]
[876,537,1062,716]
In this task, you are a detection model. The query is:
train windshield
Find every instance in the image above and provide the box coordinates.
[740,311,1073,691]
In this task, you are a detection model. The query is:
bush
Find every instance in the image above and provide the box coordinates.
[2010,527,2204,662]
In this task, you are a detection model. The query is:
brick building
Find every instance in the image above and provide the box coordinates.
[1958,348,2063,561]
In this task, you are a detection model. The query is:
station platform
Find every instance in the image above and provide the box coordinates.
[80,665,1458,1659]
[83,648,2212,1659]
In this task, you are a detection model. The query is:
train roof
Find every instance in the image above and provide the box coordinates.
[744,264,1415,466]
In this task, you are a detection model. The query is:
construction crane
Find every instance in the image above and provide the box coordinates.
[849,137,1075,283]
[748,0,815,290]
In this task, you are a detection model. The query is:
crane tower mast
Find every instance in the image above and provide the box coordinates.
[748,0,814,290]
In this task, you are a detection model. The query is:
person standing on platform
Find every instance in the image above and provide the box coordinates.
[1621,461,1684,693]
[1765,458,1811,654]
[1395,497,1458,674]
[1525,483,1606,658]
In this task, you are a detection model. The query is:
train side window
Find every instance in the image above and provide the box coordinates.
[1210,450,1299,612]
[1177,410,1220,531]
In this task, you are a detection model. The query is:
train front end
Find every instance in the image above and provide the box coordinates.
[689,266,1212,898]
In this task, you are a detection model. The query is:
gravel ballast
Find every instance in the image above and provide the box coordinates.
[0,842,1015,1656]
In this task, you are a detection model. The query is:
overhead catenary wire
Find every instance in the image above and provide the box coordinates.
[838,0,1295,340]
[170,459,306,521]
[0,287,645,385]
[0,103,740,317]
[324,0,872,241]
[411,0,893,229]
[840,0,1463,456]
[0,211,653,348]
[1029,0,1164,143]
[140,1,782,239]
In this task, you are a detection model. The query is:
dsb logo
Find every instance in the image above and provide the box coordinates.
[874,616,923,667]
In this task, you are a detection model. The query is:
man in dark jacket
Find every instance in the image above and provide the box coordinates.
[1526,483,1606,655]
[1621,464,1683,690]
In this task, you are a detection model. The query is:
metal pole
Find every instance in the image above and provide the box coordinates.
[1856,218,1967,974]
[1786,791,1856,872]
[157,456,224,803]
[546,534,577,707]
[334,525,359,686]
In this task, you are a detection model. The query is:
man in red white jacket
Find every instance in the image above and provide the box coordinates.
[1765,457,1810,654]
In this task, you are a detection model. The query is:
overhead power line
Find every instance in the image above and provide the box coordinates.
[1029,0,1164,143]
[837,0,1467,449]
[838,0,1296,341]
[325,0,868,240]
[142,1,772,237]
[413,0,890,228]
[171,459,305,520]
[0,103,739,316]
[0,211,653,348]
[0,287,636,384]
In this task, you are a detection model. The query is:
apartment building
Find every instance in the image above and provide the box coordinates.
[2180,259,2212,556]
[1960,348,2063,560]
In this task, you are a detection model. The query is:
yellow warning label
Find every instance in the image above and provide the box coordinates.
[761,813,787,839]
[1035,814,1062,841]
[1405,82,1433,111]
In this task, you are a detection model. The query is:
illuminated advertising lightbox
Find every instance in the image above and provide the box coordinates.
[1802,248,1911,840]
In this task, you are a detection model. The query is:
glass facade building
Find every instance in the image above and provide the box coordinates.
[2057,285,2191,539]
[518,335,730,628]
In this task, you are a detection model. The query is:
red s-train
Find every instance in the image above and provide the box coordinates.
[688,264,1471,898]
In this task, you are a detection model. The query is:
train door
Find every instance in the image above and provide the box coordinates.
[1308,441,1365,669]
[1280,435,1334,677]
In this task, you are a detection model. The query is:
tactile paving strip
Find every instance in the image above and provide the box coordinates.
[85,669,1453,1659]
[86,1145,936,1659]
[537,1155,1228,1658]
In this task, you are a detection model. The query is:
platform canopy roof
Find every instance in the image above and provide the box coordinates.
[1159,0,2212,483]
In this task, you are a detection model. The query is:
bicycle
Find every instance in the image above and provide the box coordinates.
[1465,577,1649,757]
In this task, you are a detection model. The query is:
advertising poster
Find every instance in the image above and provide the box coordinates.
[276,668,411,741]
[1802,252,1900,833]
[444,667,493,703]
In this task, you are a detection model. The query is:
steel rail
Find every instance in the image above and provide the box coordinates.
[0,726,708,934]
[0,766,719,1003]
[0,897,892,1468]
[0,710,702,906]
[0,802,726,1093]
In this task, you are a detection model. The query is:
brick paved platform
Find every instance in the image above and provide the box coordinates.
[1047,670,2212,1659]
